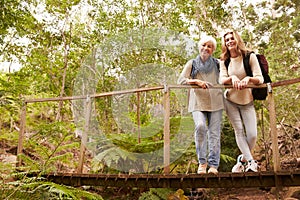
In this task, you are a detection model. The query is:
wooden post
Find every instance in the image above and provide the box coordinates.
[17,102,27,167]
[267,83,282,200]
[137,92,141,143]
[163,85,170,174]
[77,96,92,173]
[267,84,280,171]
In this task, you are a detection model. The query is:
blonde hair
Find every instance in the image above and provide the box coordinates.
[220,31,249,61]
[198,35,217,52]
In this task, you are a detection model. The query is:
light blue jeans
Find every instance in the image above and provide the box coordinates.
[224,99,257,161]
[192,109,223,168]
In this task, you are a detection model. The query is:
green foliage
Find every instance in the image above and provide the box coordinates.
[21,121,79,173]
[219,154,236,173]
[0,0,299,198]
[0,160,17,178]
[0,0,36,44]
[90,117,183,173]
[90,114,237,174]
[219,114,240,172]
[168,146,196,174]
[139,188,176,200]
[0,177,103,200]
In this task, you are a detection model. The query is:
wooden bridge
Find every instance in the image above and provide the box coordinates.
[42,171,300,189]
[18,78,300,190]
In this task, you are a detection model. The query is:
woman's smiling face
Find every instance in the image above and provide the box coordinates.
[224,33,237,51]
[199,41,214,57]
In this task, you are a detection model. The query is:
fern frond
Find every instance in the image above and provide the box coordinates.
[5,178,104,200]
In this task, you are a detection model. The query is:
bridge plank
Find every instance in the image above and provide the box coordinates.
[39,171,300,188]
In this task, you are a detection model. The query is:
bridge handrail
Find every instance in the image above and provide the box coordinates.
[21,77,300,103]
[17,77,300,175]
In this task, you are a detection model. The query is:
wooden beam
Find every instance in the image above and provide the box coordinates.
[24,86,164,103]
[41,171,300,188]
[163,85,170,174]
[17,102,27,167]
[22,77,300,104]
[268,87,280,171]
[137,92,141,143]
[77,96,92,173]
[271,77,300,88]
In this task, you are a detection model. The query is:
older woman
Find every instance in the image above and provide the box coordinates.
[219,31,264,172]
[177,36,224,174]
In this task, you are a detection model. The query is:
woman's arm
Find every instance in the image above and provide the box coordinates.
[177,60,210,89]
[219,60,241,89]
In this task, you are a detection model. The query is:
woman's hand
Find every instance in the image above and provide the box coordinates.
[187,79,209,89]
[231,75,241,89]
[232,76,250,90]
[238,76,250,89]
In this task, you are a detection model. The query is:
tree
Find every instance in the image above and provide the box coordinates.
[0,0,299,184]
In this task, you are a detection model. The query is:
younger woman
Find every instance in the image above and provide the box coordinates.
[219,31,264,172]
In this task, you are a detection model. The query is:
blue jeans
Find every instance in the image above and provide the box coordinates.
[224,99,257,161]
[192,109,223,168]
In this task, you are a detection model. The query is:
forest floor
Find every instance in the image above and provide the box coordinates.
[84,184,300,199]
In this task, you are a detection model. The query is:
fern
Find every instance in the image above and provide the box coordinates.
[20,121,80,173]
[139,188,176,200]
[0,176,103,200]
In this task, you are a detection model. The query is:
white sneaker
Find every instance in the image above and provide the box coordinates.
[232,155,246,173]
[197,163,207,174]
[245,160,258,172]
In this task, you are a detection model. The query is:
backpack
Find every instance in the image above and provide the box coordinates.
[224,52,272,100]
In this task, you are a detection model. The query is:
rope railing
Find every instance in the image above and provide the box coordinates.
[17,78,300,175]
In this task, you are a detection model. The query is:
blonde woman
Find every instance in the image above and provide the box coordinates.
[178,36,224,174]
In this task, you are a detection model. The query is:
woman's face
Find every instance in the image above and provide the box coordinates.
[199,41,214,58]
[224,33,237,51]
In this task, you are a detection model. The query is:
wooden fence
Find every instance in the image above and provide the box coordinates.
[17,77,300,174]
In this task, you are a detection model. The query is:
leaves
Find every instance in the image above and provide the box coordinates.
[22,121,79,173]
[0,0,299,198]
[2,177,104,200]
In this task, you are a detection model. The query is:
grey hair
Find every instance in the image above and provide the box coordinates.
[198,35,217,52]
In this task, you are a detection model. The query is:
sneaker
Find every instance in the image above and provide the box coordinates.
[197,163,207,174]
[245,160,258,172]
[232,155,246,173]
[208,167,218,175]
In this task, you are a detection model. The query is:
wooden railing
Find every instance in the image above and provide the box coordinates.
[17,77,300,174]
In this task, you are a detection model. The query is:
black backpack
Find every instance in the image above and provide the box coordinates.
[224,52,272,100]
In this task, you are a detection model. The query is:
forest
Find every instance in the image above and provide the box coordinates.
[0,0,299,199]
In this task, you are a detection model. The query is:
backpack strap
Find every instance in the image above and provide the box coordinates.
[243,51,254,77]
[191,59,197,79]
[224,58,230,69]
[225,51,255,77]
[212,57,220,72]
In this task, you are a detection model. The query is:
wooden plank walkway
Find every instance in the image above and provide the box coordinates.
[41,170,300,188]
